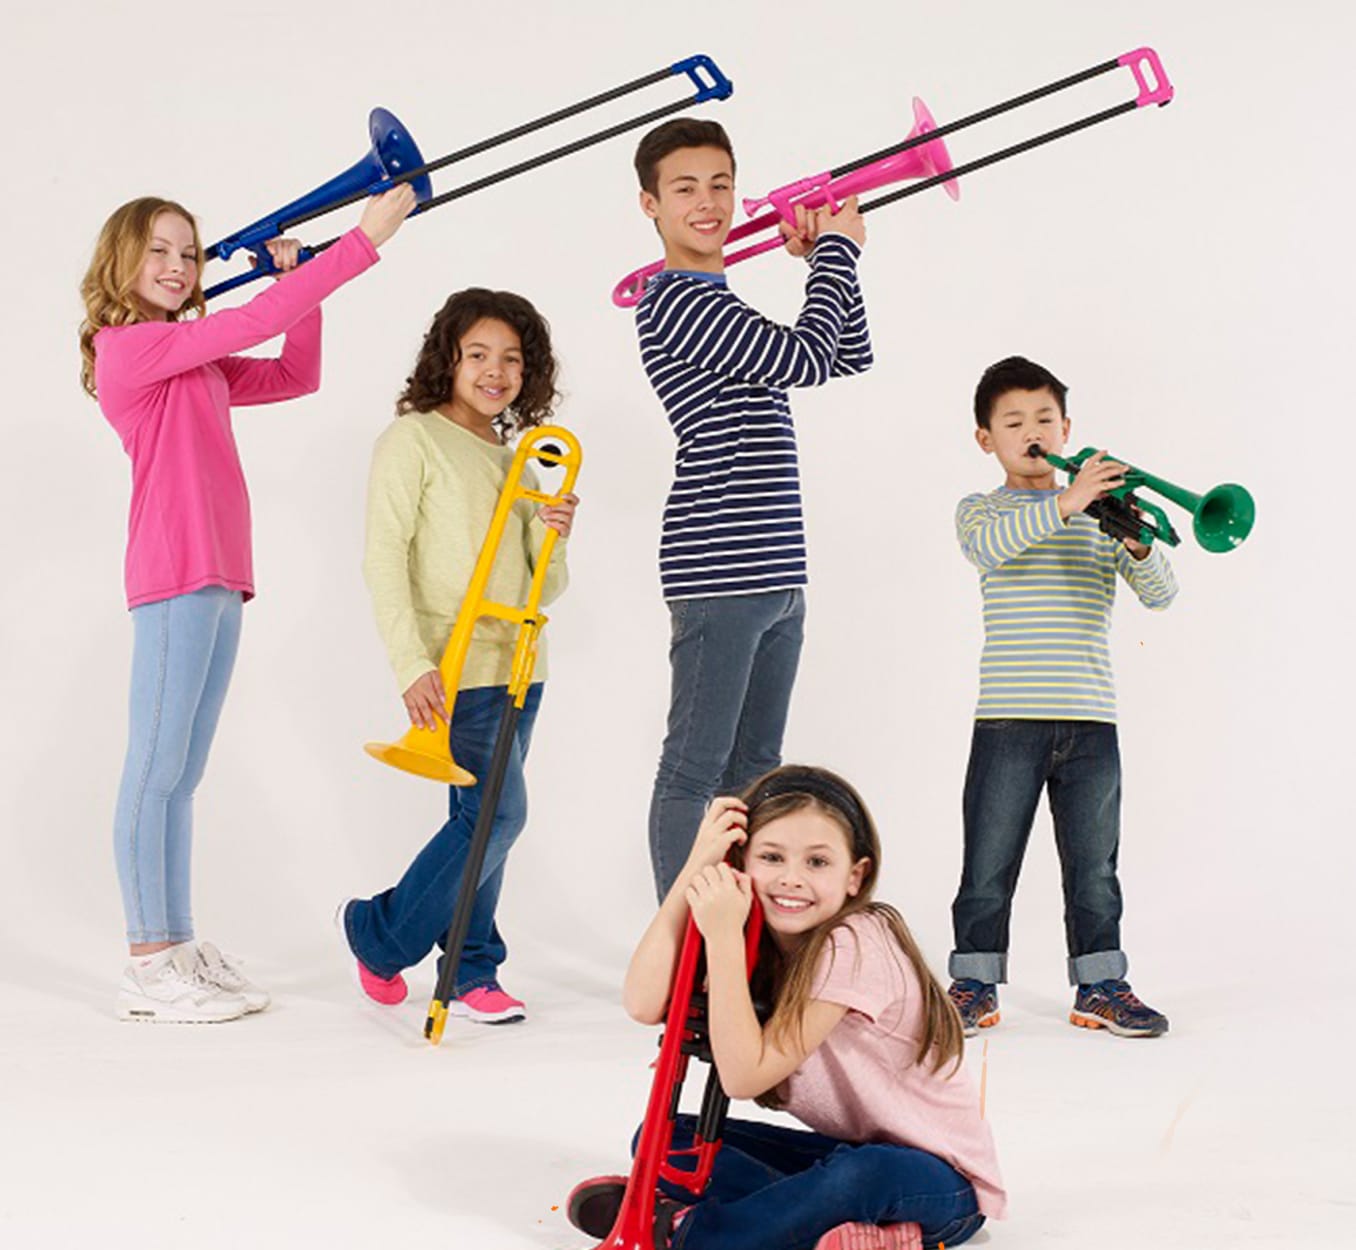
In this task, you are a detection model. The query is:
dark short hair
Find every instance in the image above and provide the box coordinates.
[397,288,558,437]
[634,117,736,195]
[973,356,1068,428]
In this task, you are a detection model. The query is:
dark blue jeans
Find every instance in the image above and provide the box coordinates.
[950,719,1129,986]
[345,683,542,990]
[648,589,805,899]
[654,1116,983,1250]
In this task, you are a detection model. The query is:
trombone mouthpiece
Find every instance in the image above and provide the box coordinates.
[1026,444,1045,458]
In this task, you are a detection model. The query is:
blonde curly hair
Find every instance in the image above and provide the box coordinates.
[79,197,206,398]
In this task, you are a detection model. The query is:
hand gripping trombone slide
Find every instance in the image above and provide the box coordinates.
[202,54,733,299]
[584,902,766,1249]
[612,46,1174,306]
[1027,444,1256,552]
[361,426,583,1043]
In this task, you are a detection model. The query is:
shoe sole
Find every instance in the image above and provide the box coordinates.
[117,999,245,1024]
[447,1001,525,1025]
[815,1221,924,1249]
[962,1009,1000,1038]
[1069,1009,1167,1038]
[566,1176,628,1237]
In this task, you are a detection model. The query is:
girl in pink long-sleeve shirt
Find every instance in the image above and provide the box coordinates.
[80,188,413,1024]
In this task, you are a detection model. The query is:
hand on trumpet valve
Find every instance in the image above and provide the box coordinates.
[537,492,579,538]
[402,669,450,732]
[359,183,418,249]
[1058,450,1128,520]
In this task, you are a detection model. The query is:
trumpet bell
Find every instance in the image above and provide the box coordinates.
[1193,483,1256,553]
[364,726,476,786]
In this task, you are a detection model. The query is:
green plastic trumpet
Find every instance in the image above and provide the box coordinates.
[1037,446,1255,553]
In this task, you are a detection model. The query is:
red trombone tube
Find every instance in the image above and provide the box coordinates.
[593,903,764,1250]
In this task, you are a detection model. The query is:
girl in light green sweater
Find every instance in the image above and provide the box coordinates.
[339,289,578,1022]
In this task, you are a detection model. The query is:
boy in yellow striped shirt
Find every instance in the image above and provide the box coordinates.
[947,356,1176,1039]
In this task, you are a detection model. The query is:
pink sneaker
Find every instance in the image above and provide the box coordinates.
[335,899,407,1006]
[814,1223,924,1250]
[448,981,526,1024]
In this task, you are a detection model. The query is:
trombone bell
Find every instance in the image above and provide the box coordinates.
[364,726,476,786]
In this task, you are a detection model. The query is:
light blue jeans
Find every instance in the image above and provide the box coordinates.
[113,587,242,944]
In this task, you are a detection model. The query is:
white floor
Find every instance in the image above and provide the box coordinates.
[3,940,1350,1250]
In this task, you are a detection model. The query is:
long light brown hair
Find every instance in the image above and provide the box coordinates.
[79,197,206,398]
[734,765,965,1083]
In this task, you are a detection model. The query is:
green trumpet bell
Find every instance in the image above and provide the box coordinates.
[1188,482,1256,553]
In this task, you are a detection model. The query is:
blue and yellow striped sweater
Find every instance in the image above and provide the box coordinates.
[956,487,1178,722]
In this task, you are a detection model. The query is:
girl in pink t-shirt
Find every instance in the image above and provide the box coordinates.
[573,765,1005,1250]
[80,188,413,1024]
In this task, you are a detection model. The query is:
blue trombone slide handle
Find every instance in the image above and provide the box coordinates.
[673,54,733,103]
[203,244,317,301]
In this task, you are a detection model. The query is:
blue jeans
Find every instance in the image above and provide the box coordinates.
[950,719,1129,986]
[648,590,805,899]
[345,683,542,990]
[114,587,243,944]
[652,1116,983,1250]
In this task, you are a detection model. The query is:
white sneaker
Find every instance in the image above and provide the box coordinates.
[117,943,248,1024]
[197,941,271,1013]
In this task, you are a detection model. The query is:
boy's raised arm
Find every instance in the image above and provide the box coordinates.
[956,492,1065,571]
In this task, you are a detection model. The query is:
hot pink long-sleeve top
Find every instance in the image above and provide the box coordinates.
[94,227,380,608]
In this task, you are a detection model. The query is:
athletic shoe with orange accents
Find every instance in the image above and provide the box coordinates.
[814,1221,924,1250]
[947,978,999,1037]
[1070,979,1168,1038]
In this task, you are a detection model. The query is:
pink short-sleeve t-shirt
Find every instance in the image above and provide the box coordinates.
[777,912,1007,1219]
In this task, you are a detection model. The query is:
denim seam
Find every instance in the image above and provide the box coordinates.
[125,600,172,943]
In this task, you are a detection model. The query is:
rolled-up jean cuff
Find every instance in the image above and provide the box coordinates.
[949,951,1007,984]
[1069,949,1128,985]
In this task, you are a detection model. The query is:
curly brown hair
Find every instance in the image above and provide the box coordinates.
[396,289,559,438]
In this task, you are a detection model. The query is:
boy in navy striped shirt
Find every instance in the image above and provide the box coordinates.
[630,118,872,897]
[947,356,1177,1040]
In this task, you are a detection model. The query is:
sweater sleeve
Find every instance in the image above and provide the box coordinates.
[817,234,872,378]
[642,235,868,389]
[362,421,440,693]
[214,307,322,405]
[956,492,1065,572]
[96,228,378,389]
[1115,543,1178,610]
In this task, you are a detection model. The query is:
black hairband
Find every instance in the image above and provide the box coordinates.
[749,770,865,835]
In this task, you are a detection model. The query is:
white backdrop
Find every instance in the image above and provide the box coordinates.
[1,2,1353,1245]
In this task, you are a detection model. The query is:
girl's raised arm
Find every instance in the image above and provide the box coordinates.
[622,797,747,1025]
[98,189,414,391]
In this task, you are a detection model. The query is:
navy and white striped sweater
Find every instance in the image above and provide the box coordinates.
[635,234,871,600]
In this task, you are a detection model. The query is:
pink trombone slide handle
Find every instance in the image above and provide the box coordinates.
[1119,47,1174,107]
[612,260,666,308]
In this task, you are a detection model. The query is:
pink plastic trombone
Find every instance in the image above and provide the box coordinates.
[612,46,1173,307]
